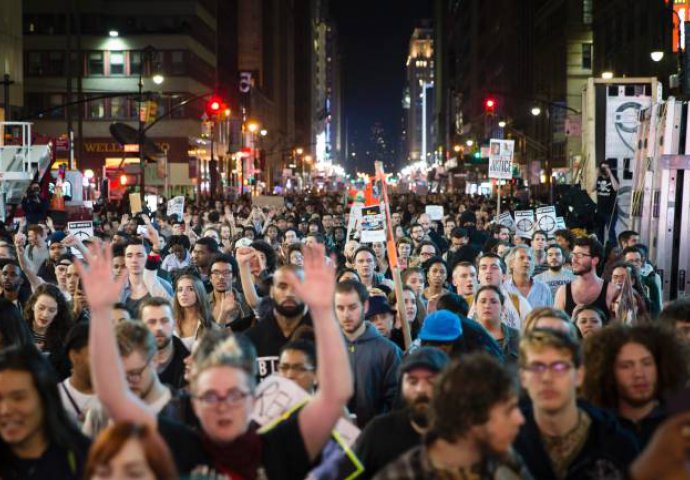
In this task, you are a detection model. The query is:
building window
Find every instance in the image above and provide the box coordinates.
[47,51,64,76]
[130,51,142,75]
[110,97,127,119]
[87,52,104,76]
[87,96,106,119]
[170,51,186,75]
[109,51,125,75]
[48,94,65,119]
[27,52,43,75]
[583,0,593,25]
[582,43,593,70]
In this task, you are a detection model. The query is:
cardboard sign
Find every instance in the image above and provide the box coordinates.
[555,216,567,231]
[535,206,558,235]
[514,210,535,238]
[166,196,184,221]
[129,193,142,214]
[254,195,285,210]
[488,139,515,180]
[425,205,444,221]
[360,204,386,243]
[497,211,515,231]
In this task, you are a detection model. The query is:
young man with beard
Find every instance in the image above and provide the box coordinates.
[535,244,575,298]
[554,236,615,317]
[140,297,189,390]
[207,254,252,331]
[354,348,449,479]
[245,264,312,380]
[335,279,401,428]
[582,324,689,448]
[190,236,219,284]
[374,353,530,479]
[515,329,638,479]
[0,261,30,310]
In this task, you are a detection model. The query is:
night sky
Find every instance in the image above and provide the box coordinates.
[330,0,432,172]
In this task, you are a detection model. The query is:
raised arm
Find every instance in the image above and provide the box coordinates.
[285,244,353,462]
[77,242,157,428]
[14,234,45,291]
[235,246,261,309]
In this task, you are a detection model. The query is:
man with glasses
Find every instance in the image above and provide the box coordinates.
[515,329,638,479]
[554,236,615,317]
[277,339,316,393]
[208,254,251,331]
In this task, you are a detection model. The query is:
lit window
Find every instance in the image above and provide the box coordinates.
[87,52,104,76]
[110,51,125,75]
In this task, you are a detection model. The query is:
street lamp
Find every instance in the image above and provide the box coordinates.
[601,71,614,80]
[498,120,507,128]
[109,30,119,38]
[650,50,665,62]
[247,122,259,134]
[152,74,164,85]
[531,106,542,116]
[453,144,461,153]
[465,139,474,147]
[138,46,164,200]
[260,129,267,137]
[296,147,304,155]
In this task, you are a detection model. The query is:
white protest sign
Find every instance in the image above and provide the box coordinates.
[497,211,514,231]
[166,196,184,221]
[535,206,558,236]
[346,204,363,241]
[67,221,94,258]
[555,216,567,231]
[514,210,535,238]
[360,204,386,243]
[488,139,514,180]
[425,205,444,221]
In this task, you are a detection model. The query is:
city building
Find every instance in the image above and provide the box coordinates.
[0,0,24,122]
[405,24,434,164]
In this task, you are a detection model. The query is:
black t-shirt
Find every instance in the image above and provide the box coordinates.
[158,335,190,390]
[0,437,90,480]
[596,174,616,212]
[244,310,312,380]
[354,409,422,479]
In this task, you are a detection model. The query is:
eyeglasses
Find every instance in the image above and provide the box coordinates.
[211,270,233,277]
[522,361,574,376]
[125,357,153,382]
[278,363,314,374]
[571,252,593,259]
[194,389,251,407]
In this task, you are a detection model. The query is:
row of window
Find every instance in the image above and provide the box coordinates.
[26,50,187,77]
[26,93,203,121]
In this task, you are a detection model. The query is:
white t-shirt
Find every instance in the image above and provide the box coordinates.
[59,378,100,426]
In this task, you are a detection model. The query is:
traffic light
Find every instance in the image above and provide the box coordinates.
[206,96,223,116]
[484,97,497,114]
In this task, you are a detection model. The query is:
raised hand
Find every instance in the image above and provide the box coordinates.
[235,246,256,265]
[61,234,80,247]
[74,242,126,313]
[14,232,26,248]
[284,244,335,311]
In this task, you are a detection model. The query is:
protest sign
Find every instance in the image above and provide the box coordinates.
[346,205,363,241]
[536,206,558,236]
[488,139,514,180]
[556,216,567,231]
[497,211,515,231]
[67,221,94,258]
[129,193,142,214]
[166,196,184,221]
[254,195,285,210]
[360,204,386,243]
[425,205,444,221]
[514,210,535,238]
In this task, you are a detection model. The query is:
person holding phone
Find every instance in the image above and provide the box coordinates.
[595,161,620,246]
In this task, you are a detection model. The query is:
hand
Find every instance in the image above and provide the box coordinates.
[220,291,237,314]
[61,234,80,247]
[75,242,127,312]
[235,246,255,266]
[146,224,161,251]
[46,216,54,232]
[141,214,151,225]
[120,214,130,225]
[14,232,26,248]
[283,244,335,311]
[630,411,690,480]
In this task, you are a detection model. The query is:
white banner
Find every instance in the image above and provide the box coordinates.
[488,139,514,180]
[360,205,386,243]
[425,205,444,221]
[535,206,558,235]
[166,196,185,221]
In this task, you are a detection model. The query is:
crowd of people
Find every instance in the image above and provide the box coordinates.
[0,184,690,479]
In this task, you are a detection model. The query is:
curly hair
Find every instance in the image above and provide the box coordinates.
[582,323,690,410]
[430,353,518,441]
[24,283,74,355]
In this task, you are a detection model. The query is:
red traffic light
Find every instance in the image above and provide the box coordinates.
[484,98,497,112]
[207,96,223,115]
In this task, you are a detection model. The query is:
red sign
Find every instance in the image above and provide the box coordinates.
[673,1,690,52]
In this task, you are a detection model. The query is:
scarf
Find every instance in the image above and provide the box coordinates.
[202,427,262,480]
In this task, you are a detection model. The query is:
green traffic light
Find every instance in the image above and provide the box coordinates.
[474,151,481,159]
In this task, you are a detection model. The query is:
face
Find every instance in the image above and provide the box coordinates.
[220,225,232,240]
[510,249,532,276]
[370,312,394,337]
[411,226,424,242]
[210,262,233,293]
[555,235,570,251]
[418,215,431,233]
[419,245,436,262]
[623,235,639,248]
[32,294,58,331]
[623,252,643,271]
[203,230,220,243]
[546,247,564,269]
[278,349,316,392]
[176,278,198,308]
[427,263,447,288]
[397,243,412,258]
[284,230,298,244]
[0,369,45,453]
[575,309,603,337]
[451,235,468,248]
[405,272,425,295]
[614,342,658,408]
[112,256,127,279]
[521,347,582,415]
[289,250,304,267]
[192,366,253,443]
[271,269,305,317]
[66,264,80,295]
[122,350,154,397]
[452,265,477,296]
[401,368,437,425]
[403,290,417,323]
[48,242,67,261]
[28,230,43,247]
[192,244,212,269]
[344,241,360,262]
[124,245,146,275]
[611,266,630,289]
[335,290,366,335]
[391,212,401,226]
[571,245,596,276]
[372,242,386,259]
[55,262,70,285]
[532,234,547,251]
[142,305,174,350]
[91,438,156,480]
[478,258,503,287]
[497,228,510,241]
[334,228,346,242]
[674,320,690,343]
[472,395,524,456]
[0,246,13,259]
[1,265,23,292]
[112,308,131,324]
[444,221,456,237]
[476,289,502,323]
[354,251,376,279]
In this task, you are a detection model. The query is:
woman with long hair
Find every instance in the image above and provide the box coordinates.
[371,241,391,279]
[0,345,90,479]
[81,243,352,478]
[24,283,74,370]
[172,271,215,351]
[85,422,177,479]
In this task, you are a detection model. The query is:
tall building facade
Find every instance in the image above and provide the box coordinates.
[0,0,24,121]
[405,25,434,163]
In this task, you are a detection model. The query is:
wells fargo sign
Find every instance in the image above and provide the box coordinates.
[83,141,171,153]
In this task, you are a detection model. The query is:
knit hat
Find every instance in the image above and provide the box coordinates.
[48,231,67,246]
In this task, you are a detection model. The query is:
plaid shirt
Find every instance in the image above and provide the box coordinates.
[373,444,532,480]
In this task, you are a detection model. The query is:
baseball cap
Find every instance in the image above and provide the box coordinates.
[48,231,67,246]
[400,347,450,375]
[418,310,462,343]
[365,295,394,319]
